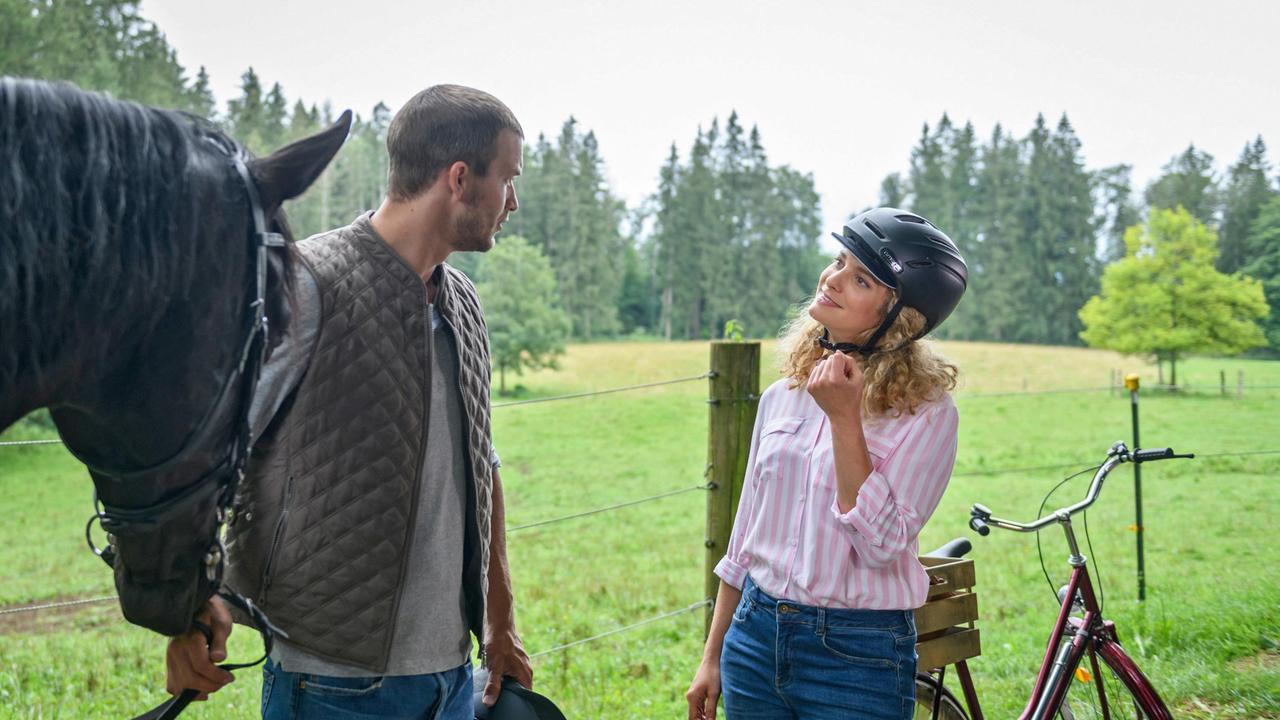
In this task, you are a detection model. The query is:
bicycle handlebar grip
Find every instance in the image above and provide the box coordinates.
[1133,447,1174,462]
[969,516,991,536]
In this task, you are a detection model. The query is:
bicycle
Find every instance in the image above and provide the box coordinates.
[914,441,1194,720]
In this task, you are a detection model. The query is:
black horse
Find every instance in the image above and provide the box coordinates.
[0,77,349,640]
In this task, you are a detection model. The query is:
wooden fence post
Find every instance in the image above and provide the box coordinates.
[1221,370,1227,397]
[705,341,760,635]
[1239,370,1245,398]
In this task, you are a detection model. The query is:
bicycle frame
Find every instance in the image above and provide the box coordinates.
[1022,549,1169,719]
[947,443,1189,720]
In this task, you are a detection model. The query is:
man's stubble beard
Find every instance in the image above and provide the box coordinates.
[453,192,497,253]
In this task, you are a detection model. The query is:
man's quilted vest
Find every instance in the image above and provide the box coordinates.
[224,214,494,672]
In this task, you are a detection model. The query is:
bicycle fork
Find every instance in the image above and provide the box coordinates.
[1024,518,1113,720]
[1031,617,1095,720]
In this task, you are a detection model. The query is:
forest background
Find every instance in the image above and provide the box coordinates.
[5,0,1279,358]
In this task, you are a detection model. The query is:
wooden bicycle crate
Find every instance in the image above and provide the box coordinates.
[913,555,981,669]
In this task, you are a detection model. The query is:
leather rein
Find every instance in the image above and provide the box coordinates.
[79,134,288,720]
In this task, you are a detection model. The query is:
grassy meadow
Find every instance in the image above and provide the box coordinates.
[1,340,1278,718]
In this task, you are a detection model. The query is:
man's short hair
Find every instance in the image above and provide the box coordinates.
[386,85,524,200]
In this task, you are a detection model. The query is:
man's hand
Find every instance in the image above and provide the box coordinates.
[481,629,533,707]
[165,596,234,700]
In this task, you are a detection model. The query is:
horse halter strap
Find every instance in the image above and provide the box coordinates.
[78,135,287,720]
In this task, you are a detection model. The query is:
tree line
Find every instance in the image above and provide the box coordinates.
[5,0,1278,358]
[885,114,1280,353]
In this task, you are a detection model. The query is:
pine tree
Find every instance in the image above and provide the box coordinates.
[184,66,217,120]
[280,100,325,237]
[499,119,626,338]
[571,129,624,337]
[908,119,948,221]
[227,67,266,152]
[976,124,1024,342]
[505,133,556,261]
[937,121,981,339]
[1045,114,1098,345]
[654,144,681,339]
[651,117,822,340]
[3,0,190,111]
[737,124,783,336]
[261,82,289,150]
[1093,164,1140,263]
[1241,196,1280,352]
[1145,144,1219,226]
[1007,114,1057,343]
[1219,136,1275,273]
[681,126,720,339]
[879,173,906,207]
[116,21,188,108]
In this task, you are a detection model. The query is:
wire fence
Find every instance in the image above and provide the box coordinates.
[0,438,63,447]
[491,372,712,409]
[528,600,712,660]
[0,595,116,616]
[5,371,1279,450]
[508,483,711,533]
[1,368,1278,668]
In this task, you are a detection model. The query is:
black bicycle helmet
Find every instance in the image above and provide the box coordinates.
[473,668,568,720]
[821,206,968,355]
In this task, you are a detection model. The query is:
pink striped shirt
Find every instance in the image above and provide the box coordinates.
[714,378,960,610]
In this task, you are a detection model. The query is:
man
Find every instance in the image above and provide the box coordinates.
[165,84,532,718]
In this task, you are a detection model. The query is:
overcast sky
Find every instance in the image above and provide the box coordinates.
[145,0,1280,243]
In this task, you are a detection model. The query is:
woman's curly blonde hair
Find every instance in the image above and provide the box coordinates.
[777,297,958,419]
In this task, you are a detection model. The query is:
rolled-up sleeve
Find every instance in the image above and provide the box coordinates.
[713,392,769,591]
[831,401,960,567]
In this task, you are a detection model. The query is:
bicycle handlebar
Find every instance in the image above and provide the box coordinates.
[969,442,1194,535]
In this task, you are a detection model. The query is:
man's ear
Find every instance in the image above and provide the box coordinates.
[445,160,470,201]
[248,110,353,209]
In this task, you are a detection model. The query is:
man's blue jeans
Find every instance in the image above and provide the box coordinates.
[720,576,918,719]
[261,657,473,719]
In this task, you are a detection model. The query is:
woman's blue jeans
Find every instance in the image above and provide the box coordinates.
[261,657,473,719]
[720,576,917,719]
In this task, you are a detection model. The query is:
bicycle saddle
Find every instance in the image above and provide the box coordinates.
[924,537,972,559]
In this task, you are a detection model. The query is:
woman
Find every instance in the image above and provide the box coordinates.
[686,207,968,720]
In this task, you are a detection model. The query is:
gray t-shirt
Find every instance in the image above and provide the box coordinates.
[248,266,497,677]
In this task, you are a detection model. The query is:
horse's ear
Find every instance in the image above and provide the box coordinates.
[250,109,353,209]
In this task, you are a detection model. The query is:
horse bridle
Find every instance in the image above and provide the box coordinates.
[78,133,288,720]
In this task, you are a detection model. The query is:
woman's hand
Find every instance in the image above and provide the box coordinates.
[686,657,722,720]
[805,352,864,425]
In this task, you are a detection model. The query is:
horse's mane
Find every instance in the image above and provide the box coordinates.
[0,78,243,398]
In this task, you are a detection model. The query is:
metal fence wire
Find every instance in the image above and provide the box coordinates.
[1,372,1279,661]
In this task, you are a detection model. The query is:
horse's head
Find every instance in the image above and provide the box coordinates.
[17,86,352,636]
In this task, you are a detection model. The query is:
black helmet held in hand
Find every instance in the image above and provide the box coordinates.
[823,207,968,354]
[473,668,568,720]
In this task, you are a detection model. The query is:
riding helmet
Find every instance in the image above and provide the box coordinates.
[831,206,968,338]
[473,668,568,720]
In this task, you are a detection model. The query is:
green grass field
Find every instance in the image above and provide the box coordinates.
[1,341,1278,718]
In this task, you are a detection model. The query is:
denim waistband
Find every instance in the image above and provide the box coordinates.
[741,576,915,633]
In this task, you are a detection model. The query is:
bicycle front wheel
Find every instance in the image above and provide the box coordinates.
[1055,639,1171,720]
[914,672,970,720]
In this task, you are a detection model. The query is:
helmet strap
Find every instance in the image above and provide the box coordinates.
[816,301,904,356]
